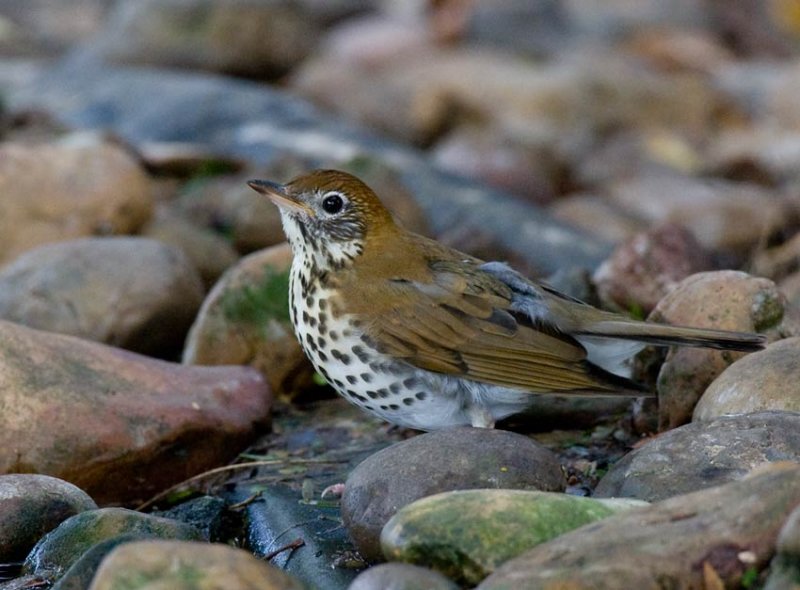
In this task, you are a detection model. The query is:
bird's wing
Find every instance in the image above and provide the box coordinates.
[357,260,642,394]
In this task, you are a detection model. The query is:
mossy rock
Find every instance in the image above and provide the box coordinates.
[381,489,648,586]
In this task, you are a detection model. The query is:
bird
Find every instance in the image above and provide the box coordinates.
[247,170,766,431]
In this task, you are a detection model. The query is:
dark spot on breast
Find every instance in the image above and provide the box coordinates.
[403,377,419,388]
[376,388,389,398]
[388,404,399,410]
[415,392,427,401]
[305,295,314,307]
[402,398,414,406]
[360,372,373,383]
[389,383,401,394]
[318,350,328,362]
[317,336,326,348]
[346,375,358,385]
[318,298,327,311]
[351,345,370,363]
[318,312,327,325]
[365,390,378,399]
[329,331,339,341]
[309,316,318,328]
[332,378,345,388]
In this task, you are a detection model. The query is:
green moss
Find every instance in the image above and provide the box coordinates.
[220,269,291,326]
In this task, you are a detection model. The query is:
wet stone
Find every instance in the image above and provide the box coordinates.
[341,427,565,563]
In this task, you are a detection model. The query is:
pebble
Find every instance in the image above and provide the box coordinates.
[0,135,153,266]
[23,508,202,583]
[348,562,458,590]
[341,427,565,562]
[87,539,305,590]
[0,475,97,563]
[595,411,800,501]
[0,237,204,358]
[694,338,800,420]
[183,243,315,400]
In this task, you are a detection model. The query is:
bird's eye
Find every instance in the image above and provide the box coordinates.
[321,193,344,214]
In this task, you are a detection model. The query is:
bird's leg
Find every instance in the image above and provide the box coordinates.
[468,406,496,428]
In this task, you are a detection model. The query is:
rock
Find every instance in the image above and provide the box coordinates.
[432,128,562,206]
[173,173,287,254]
[0,135,153,266]
[706,127,800,186]
[648,271,792,431]
[0,475,97,563]
[606,173,786,256]
[0,237,205,358]
[183,243,314,400]
[0,0,115,55]
[751,232,800,283]
[779,270,800,310]
[88,540,305,590]
[479,462,800,589]
[548,194,646,244]
[51,534,158,590]
[349,563,458,590]
[624,28,735,75]
[765,504,800,590]
[233,483,363,589]
[0,319,270,505]
[93,0,321,79]
[593,223,713,315]
[23,508,202,580]
[707,0,799,57]
[156,496,229,543]
[694,339,800,420]
[594,412,800,501]
[341,428,565,562]
[768,62,800,131]
[142,213,240,289]
[460,0,571,58]
[382,490,648,586]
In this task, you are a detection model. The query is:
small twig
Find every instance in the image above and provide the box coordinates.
[262,538,305,561]
[228,491,263,511]
[136,458,343,511]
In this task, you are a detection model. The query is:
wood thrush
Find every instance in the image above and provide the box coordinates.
[248,170,765,430]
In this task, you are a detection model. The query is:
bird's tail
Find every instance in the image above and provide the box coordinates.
[576,320,766,352]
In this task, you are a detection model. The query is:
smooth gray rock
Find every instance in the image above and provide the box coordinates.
[595,411,800,501]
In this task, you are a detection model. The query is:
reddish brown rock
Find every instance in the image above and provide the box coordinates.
[648,271,794,431]
[0,135,153,266]
[593,223,713,314]
[0,319,270,505]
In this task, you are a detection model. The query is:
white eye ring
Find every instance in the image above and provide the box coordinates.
[321,191,345,214]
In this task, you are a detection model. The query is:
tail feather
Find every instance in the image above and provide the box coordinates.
[578,320,766,352]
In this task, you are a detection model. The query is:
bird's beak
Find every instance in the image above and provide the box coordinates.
[247,180,313,215]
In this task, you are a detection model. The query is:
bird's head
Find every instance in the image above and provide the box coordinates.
[248,169,395,271]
